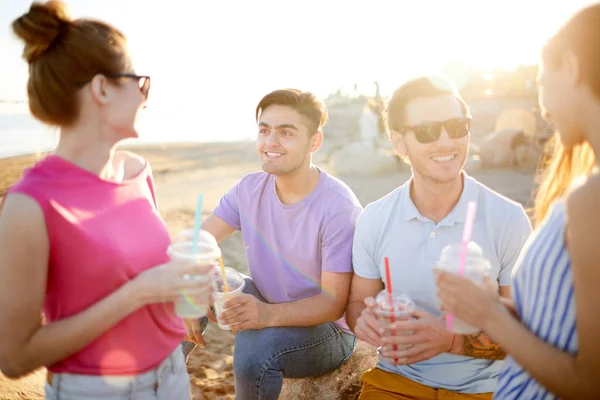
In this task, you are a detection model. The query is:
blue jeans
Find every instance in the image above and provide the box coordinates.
[234,278,356,400]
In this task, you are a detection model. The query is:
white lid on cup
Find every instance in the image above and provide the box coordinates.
[169,229,222,260]
[437,241,490,276]
[375,290,415,312]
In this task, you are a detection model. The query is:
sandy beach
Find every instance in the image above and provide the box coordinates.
[0,141,537,399]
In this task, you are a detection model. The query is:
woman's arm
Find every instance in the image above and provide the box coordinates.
[499,296,518,318]
[0,194,144,378]
[438,183,600,399]
[438,273,594,399]
[486,183,598,399]
[0,193,209,379]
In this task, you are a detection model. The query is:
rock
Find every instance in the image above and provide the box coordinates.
[477,128,522,169]
[494,108,537,138]
[464,155,482,171]
[510,144,541,173]
[313,138,345,166]
[279,341,377,400]
[330,143,397,176]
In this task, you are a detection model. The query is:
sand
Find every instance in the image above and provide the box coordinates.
[0,142,536,399]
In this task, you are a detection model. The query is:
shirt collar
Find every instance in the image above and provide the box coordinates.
[398,176,420,222]
[398,171,479,226]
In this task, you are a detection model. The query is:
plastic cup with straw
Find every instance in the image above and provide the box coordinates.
[168,193,221,318]
[445,201,477,331]
[190,195,230,298]
[193,194,228,297]
[191,193,204,254]
[375,258,415,363]
[384,257,399,364]
[218,255,230,299]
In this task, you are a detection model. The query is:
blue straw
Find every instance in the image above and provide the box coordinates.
[192,193,203,254]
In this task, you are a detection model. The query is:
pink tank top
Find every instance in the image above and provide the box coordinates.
[7,155,186,375]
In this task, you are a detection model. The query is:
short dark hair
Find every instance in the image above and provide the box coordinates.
[385,76,470,135]
[255,89,328,133]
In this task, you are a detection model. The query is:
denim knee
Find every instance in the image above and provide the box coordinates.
[233,330,269,387]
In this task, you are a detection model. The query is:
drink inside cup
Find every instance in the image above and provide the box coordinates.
[168,229,221,318]
[212,266,245,331]
[375,291,415,352]
[436,241,491,334]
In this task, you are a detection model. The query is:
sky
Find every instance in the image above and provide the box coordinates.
[0,0,597,130]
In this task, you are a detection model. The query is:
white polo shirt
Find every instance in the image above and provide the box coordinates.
[352,171,532,393]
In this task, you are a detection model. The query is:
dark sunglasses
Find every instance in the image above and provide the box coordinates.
[77,73,151,100]
[402,117,471,144]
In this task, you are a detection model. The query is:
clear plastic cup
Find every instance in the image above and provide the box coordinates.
[375,291,415,351]
[212,266,246,331]
[167,229,221,318]
[436,241,491,334]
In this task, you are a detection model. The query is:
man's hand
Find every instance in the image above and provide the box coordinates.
[354,297,385,347]
[183,309,215,348]
[220,294,270,331]
[380,309,454,365]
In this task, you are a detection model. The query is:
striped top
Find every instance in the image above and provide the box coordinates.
[495,200,577,399]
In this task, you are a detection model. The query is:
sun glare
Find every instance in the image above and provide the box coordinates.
[0,0,596,113]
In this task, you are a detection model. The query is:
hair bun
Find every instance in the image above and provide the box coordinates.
[12,0,72,63]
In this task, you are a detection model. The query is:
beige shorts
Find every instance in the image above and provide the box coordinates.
[45,345,190,399]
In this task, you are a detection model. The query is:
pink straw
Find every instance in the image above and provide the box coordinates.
[446,201,477,331]
[384,257,398,363]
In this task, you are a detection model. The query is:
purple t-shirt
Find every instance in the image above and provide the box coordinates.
[214,169,362,332]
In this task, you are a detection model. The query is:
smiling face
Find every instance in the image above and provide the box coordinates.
[256,104,322,176]
[392,94,469,184]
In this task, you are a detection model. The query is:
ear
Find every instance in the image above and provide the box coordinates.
[389,130,407,157]
[563,50,581,86]
[309,131,323,154]
[88,74,111,105]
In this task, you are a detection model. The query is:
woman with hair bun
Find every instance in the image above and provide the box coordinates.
[0,1,208,398]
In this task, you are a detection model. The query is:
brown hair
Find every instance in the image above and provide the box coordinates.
[533,4,600,225]
[255,89,328,134]
[385,76,470,136]
[12,0,130,127]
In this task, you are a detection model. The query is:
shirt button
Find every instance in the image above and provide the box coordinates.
[430,231,436,238]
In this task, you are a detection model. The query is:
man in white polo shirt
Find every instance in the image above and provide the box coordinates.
[346,76,532,399]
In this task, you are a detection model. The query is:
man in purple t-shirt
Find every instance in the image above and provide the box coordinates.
[184,89,362,399]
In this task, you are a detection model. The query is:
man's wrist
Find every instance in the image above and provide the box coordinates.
[448,333,462,354]
[264,302,277,328]
[447,333,457,353]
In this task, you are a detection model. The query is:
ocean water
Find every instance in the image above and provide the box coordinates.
[0,112,256,158]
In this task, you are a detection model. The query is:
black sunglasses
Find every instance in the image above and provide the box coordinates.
[77,73,151,100]
[402,117,471,144]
